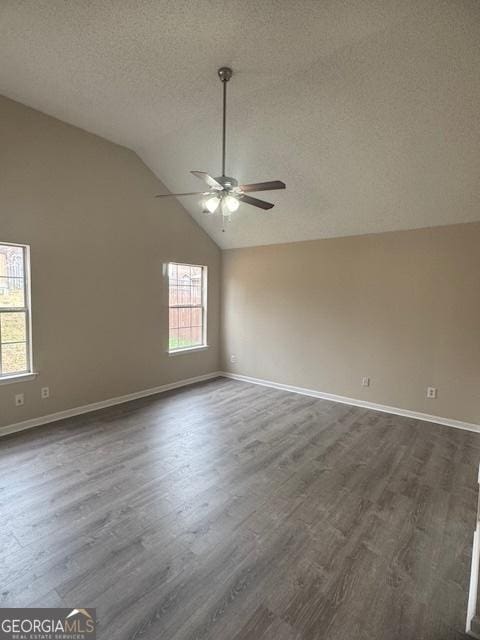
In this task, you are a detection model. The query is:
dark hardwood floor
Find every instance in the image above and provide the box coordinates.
[0,377,478,639]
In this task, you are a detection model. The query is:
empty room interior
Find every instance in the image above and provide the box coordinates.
[1,2,480,639]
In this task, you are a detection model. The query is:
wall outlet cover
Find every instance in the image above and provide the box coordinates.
[15,393,24,406]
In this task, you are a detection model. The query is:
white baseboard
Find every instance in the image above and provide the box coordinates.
[2,369,478,439]
[220,372,480,434]
[0,372,222,438]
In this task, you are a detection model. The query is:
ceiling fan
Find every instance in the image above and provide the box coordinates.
[155,67,286,223]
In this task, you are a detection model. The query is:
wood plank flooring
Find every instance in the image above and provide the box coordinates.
[0,377,479,639]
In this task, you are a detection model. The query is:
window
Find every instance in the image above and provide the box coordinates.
[0,243,32,378]
[168,262,207,352]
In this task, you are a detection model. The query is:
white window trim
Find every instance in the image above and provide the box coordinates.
[0,372,38,386]
[167,262,208,354]
[168,345,209,356]
[0,242,35,382]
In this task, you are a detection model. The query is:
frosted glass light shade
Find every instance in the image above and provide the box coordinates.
[205,196,220,213]
[224,195,240,212]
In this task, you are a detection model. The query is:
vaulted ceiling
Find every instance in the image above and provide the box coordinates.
[1,1,479,249]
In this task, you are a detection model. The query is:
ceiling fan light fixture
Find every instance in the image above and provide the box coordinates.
[224,194,240,213]
[205,195,220,213]
[221,199,234,218]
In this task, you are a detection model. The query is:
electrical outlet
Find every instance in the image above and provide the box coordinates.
[361,377,370,387]
[41,386,50,399]
[427,386,437,399]
[230,355,237,364]
[15,393,24,407]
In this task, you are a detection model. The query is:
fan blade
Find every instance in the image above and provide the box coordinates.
[240,194,274,210]
[191,171,223,190]
[155,191,207,198]
[238,180,286,193]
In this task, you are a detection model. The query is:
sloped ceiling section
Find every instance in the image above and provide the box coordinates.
[1,0,479,249]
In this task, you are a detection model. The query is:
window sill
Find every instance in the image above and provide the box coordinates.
[168,345,209,356]
[0,372,38,386]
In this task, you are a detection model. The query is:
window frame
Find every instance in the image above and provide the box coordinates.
[167,262,208,355]
[0,242,34,382]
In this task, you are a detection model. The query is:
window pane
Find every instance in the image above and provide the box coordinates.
[0,277,25,308]
[169,308,179,330]
[0,245,24,279]
[178,307,191,328]
[169,329,179,351]
[1,312,27,343]
[178,326,192,348]
[168,263,205,351]
[0,244,30,375]
[191,325,202,345]
[179,283,192,306]
[168,264,178,305]
[168,263,177,280]
[191,283,202,305]
[1,342,28,375]
[177,263,191,280]
[191,308,202,327]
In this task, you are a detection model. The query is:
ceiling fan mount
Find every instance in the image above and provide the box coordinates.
[155,66,286,224]
[217,66,233,83]
[214,175,238,190]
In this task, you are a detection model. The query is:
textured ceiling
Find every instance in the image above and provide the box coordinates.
[1,0,479,249]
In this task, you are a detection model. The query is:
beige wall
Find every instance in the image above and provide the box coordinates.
[221,223,480,425]
[0,96,220,430]
[2,94,479,432]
